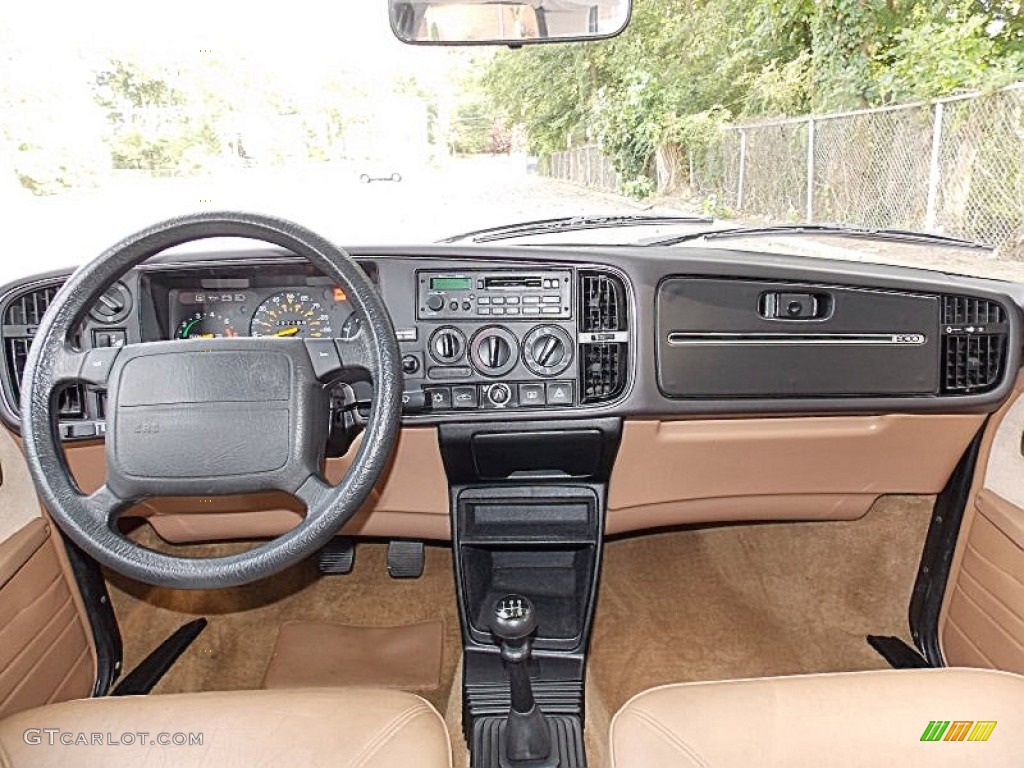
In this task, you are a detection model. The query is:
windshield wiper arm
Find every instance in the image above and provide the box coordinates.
[646,223,992,250]
[440,214,713,244]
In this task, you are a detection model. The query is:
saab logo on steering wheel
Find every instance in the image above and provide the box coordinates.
[133,422,160,435]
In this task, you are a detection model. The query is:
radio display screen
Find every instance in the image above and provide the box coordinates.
[431,276,472,291]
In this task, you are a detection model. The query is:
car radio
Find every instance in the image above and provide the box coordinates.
[417,269,573,320]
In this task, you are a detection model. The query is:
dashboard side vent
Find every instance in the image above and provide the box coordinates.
[578,270,628,403]
[4,284,58,327]
[579,272,625,333]
[1,282,85,417]
[940,295,1009,395]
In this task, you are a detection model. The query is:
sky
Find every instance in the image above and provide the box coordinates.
[0,1,478,104]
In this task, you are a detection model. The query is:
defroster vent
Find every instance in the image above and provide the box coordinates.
[578,271,628,403]
[940,295,1008,395]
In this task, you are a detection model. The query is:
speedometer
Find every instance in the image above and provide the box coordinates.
[249,291,334,339]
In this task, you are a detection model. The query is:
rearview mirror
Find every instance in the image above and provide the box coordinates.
[389,0,632,46]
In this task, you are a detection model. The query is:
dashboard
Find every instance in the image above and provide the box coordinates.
[0,244,1022,442]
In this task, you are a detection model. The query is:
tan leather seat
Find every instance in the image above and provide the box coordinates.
[610,668,1024,767]
[0,687,451,768]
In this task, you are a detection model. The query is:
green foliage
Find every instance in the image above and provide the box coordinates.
[483,0,1024,199]
[93,59,222,172]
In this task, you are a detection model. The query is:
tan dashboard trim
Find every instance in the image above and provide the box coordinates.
[62,427,450,544]
[607,414,984,534]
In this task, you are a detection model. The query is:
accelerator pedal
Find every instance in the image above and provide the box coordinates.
[318,537,356,575]
[387,540,425,579]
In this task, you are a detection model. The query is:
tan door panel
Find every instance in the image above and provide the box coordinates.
[940,377,1024,673]
[607,414,983,534]
[0,519,95,719]
[0,425,97,719]
[63,427,450,543]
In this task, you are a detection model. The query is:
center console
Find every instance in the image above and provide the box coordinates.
[442,416,621,768]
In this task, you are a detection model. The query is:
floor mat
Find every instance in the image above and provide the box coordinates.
[588,495,934,715]
[263,619,444,691]
[106,536,461,713]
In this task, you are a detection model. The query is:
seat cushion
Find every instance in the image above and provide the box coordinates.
[0,687,451,768]
[610,668,1024,768]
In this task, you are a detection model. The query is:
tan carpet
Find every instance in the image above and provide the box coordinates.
[106,536,461,713]
[107,495,932,767]
[588,495,934,716]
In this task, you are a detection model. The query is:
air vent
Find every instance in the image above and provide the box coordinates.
[578,271,628,403]
[4,284,58,327]
[2,282,86,418]
[579,272,625,332]
[580,343,626,403]
[941,296,1005,326]
[940,295,1009,395]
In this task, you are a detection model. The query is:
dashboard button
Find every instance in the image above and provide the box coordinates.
[478,297,490,305]
[541,307,559,314]
[506,297,520,305]
[401,354,421,375]
[546,381,573,406]
[401,390,428,413]
[492,307,505,315]
[424,387,451,409]
[478,307,491,315]
[491,297,505,305]
[452,386,478,409]
[485,383,512,407]
[541,296,560,303]
[518,383,546,406]
[523,307,540,315]
[523,296,540,304]
[507,307,520,315]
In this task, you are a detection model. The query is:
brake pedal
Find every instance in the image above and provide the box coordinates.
[387,540,424,579]
[318,537,355,575]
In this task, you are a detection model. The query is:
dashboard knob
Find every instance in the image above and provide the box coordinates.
[429,327,465,364]
[523,325,574,377]
[425,293,445,312]
[470,327,518,377]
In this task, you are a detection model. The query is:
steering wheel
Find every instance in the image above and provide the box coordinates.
[20,212,402,589]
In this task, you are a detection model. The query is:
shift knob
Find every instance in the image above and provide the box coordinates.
[491,595,537,642]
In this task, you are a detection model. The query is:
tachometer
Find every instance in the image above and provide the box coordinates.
[250,291,334,338]
[176,310,238,339]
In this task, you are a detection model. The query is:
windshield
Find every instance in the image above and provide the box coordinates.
[2,1,1022,284]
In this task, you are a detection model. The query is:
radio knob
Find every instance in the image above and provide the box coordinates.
[429,327,465,364]
[425,293,445,312]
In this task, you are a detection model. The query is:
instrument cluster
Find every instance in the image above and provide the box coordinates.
[170,286,362,342]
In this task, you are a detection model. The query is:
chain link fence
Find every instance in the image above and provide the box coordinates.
[543,144,620,192]
[544,82,1023,257]
[698,82,1024,257]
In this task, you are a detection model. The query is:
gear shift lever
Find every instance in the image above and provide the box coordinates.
[491,595,557,767]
